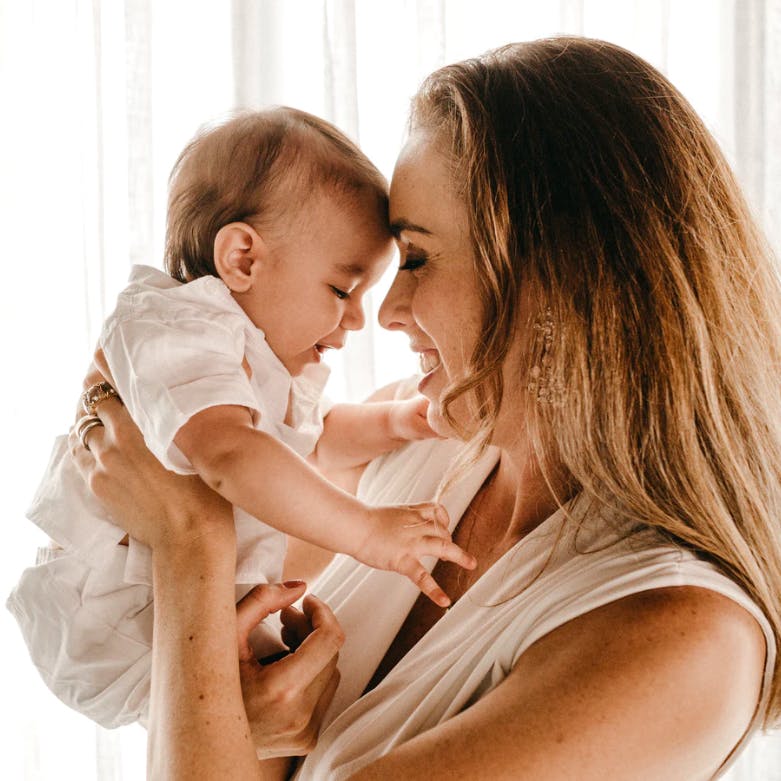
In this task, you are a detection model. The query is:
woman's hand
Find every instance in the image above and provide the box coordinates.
[236,582,344,759]
[70,357,235,553]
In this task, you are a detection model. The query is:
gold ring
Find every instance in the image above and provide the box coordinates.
[75,414,104,452]
[81,381,120,415]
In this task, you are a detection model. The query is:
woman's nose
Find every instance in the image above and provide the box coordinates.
[378,270,412,331]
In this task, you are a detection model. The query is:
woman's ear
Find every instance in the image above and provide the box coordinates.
[213,222,267,293]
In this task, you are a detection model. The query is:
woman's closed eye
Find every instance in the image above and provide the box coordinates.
[399,254,427,271]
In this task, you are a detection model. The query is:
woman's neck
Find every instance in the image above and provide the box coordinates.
[363,445,564,693]
[486,447,562,547]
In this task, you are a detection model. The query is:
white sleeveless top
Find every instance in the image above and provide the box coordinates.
[295,438,775,780]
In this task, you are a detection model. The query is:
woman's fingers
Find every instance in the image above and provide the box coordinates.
[259,596,344,699]
[312,663,340,721]
[76,348,116,419]
[236,582,307,661]
[275,596,344,682]
[92,395,134,445]
[251,656,341,758]
[278,590,341,651]
[290,657,341,752]
[67,382,234,549]
[280,605,314,651]
[248,594,343,693]
[242,594,344,758]
[68,424,93,463]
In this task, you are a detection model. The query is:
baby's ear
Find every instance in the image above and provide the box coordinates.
[213,222,267,293]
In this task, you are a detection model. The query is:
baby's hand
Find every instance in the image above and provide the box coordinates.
[354,503,476,607]
[388,396,439,441]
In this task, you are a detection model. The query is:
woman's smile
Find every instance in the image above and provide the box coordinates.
[379,130,484,438]
[417,349,443,394]
[418,349,441,375]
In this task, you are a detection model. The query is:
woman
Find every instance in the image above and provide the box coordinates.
[73,37,781,779]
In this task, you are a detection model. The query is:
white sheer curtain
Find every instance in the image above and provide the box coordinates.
[0,1,778,778]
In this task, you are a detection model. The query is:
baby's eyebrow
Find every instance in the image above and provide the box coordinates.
[335,262,367,276]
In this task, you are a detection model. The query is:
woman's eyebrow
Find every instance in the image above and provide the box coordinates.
[390,218,433,239]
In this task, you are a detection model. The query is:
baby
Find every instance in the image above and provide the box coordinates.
[8,108,474,729]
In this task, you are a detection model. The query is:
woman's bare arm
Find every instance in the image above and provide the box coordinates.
[349,586,766,780]
[148,536,268,779]
[70,387,343,780]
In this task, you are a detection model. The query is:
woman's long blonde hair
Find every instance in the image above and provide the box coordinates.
[414,37,781,726]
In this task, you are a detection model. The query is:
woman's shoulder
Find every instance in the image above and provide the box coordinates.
[495,583,768,779]
[501,510,775,776]
[503,504,776,663]
[557,583,767,686]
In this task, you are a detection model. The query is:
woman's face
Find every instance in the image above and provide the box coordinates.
[379,130,484,438]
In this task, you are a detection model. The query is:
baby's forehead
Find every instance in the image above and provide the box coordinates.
[330,255,387,284]
[315,184,388,223]
[280,177,388,229]
[328,243,394,290]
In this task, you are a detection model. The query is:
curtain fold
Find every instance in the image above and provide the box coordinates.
[323,0,378,400]
[763,0,781,253]
[125,0,154,271]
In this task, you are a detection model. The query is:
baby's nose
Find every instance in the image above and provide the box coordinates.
[343,299,366,330]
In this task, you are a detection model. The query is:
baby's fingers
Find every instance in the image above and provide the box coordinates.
[420,536,477,571]
[401,559,452,608]
[404,502,450,534]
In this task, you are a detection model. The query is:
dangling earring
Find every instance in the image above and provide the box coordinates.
[527,307,564,404]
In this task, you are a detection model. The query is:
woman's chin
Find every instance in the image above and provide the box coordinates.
[426,403,465,441]
[427,395,491,444]
[423,402,446,437]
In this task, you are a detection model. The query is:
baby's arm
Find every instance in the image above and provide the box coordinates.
[311,395,436,475]
[175,405,475,606]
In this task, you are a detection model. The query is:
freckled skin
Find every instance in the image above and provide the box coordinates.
[354,130,769,781]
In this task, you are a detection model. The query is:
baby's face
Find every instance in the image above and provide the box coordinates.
[241,193,394,376]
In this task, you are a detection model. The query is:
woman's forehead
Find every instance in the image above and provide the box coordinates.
[389,134,465,239]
